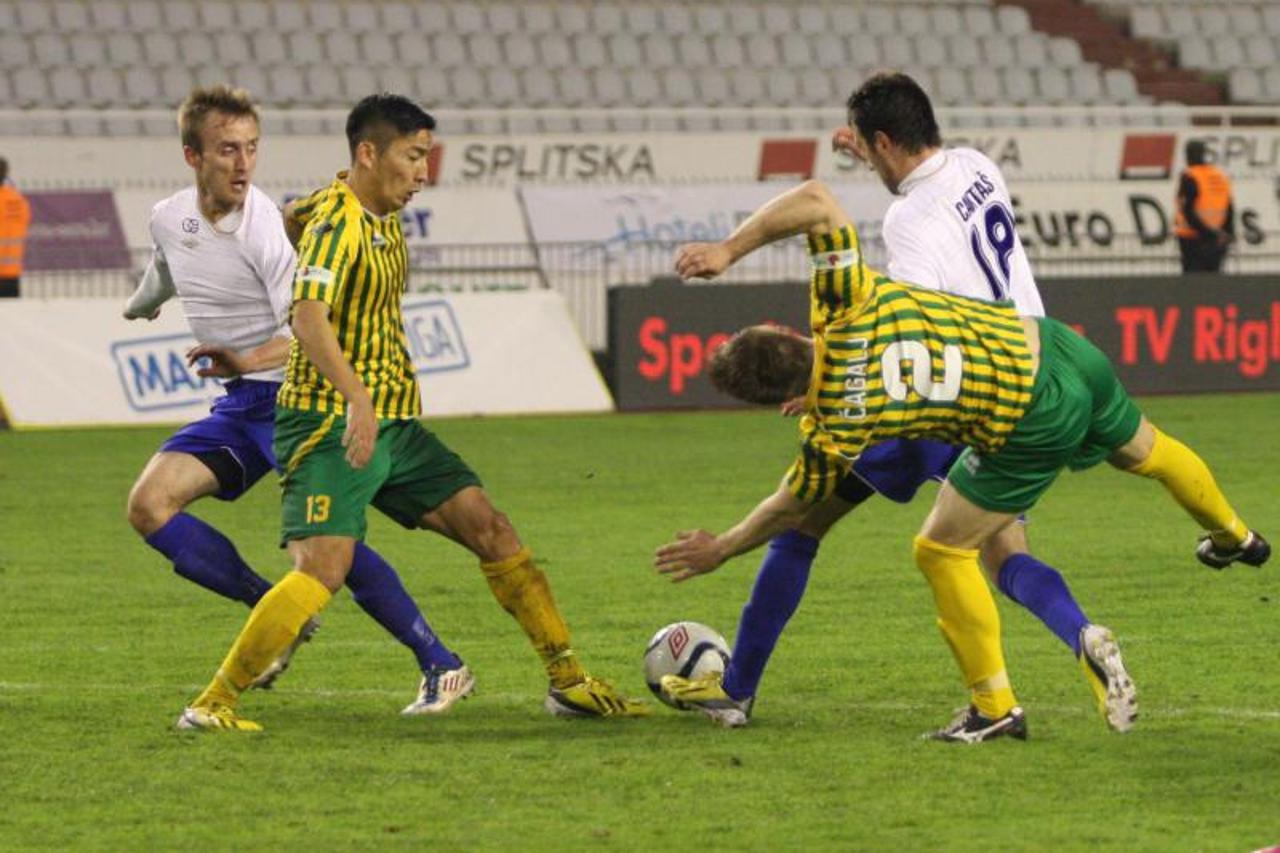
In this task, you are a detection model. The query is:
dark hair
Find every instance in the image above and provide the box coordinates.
[707,327,813,405]
[846,72,942,154]
[0,157,7,183]
[177,84,259,151]
[1185,140,1207,166]
[346,93,436,158]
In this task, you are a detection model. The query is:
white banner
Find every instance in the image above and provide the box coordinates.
[8,128,1280,193]
[0,292,611,427]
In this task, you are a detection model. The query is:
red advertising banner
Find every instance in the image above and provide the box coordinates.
[24,190,131,271]
[607,276,1280,410]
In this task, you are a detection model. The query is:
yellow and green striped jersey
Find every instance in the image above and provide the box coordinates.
[278,173,421,419]
[786,224,1036,502]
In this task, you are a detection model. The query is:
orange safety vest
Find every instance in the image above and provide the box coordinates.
[1174,164,1231,239]
[0,185,31,278]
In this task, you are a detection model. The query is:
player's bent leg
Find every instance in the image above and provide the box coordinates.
[179,536,351,730]
[985,524,1089,655]
[1112,418,1268,568]
[129,452,273,606]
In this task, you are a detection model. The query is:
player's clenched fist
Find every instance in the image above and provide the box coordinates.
[674,242,733,280]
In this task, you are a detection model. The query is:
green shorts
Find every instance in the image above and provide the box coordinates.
[947,316,1142,514]
[274,407,482,544]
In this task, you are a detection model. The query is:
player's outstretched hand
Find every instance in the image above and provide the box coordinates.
[831,126,858,157]
[779,395,806,417]
[674,242,733,280]
[342,397,377,469]
[187,343,245,378]
[655,529,724,583]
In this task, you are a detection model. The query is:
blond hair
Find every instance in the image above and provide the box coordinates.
[177,84,260,151]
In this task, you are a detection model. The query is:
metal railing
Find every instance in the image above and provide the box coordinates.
[20,234,1279,350]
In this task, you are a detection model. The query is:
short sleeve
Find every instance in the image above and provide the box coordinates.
[292,212,356,307]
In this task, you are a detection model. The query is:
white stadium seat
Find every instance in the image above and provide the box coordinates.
[234,1,269,31]
[659,67,697,107]
[520,66,557,106]
[997,5,1031,35]
[608,34,643,69]
[590,3,625,33]
[797,5,828,35]
[555,3,590,35]
[1103,68,1141,104]
[503,33,539,68]
[198,1,234,32]
[1228,68,1263,103]
[626,4,660,35]
[431,32,466,67]
[33,34,70,68]
[573,33,609,69]
[273,1,306,31]
[106,33,142,66]
[141,31,179,66]
[16,0,54,31]
[339,66,378,101]
[466,33,503,68]
[881,34,914,68]
[54,1,91,31]
[642,34,677,67]
[309,2,343,33]
[358,32,395,66]
[381,2,416,33]
[344,2,380,33]
[69,33,108,68]
[485,67,520,107]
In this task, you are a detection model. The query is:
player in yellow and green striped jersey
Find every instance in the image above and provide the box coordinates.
[178,94,646,732]
[654,180,1269,741]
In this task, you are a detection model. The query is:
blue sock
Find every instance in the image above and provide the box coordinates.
[722,530,818,700]
[996,554,1089,655]
[346,544,461,672]
[144,512,272,606]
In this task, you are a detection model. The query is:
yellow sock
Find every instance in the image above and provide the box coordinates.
[914,535,1017,719]
[481,547,584,689]
[192,571,332,709]
[1127,428,1248,548]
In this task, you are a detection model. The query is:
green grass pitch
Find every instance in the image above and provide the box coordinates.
[2,394,1277,851]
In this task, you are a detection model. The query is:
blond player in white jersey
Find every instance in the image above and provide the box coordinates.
[658,73,1136,736]
[122,85,472,718]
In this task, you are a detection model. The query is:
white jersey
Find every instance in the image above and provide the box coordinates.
[147,184,295,382]
[883,148,1045,317]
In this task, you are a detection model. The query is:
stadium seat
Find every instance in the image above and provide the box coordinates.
[695,67,730,106]
[340,66,378,101]
[1243,34,1277,68]
[573,33,609,69]
[1049,37,1084,68]
[626,68,662,107]
[897,5,930,36]
[141,31,178,67]
[235,1,269,31]
[198,1,234,31]
[765,68,799,105]
[90,69,127,109]
[930,6,964,37]
[449,67,485,107]
[252,32,288,66]
[556,67,590,107]
[519,66,556,106]
[881,34,914,68]
[309,2,342,33]
[33,33,70,69]
[780,32,815,67]
[590,3,624,33]
[813,33,846,67]
[935,69,969,106]
[467,33,504,68]
[694,4,728,34]
[626,4,660,35]
[69,33,108,68]
[970,69,1003,103]
[742,33,778,67]
[659,67,697,107]
[1228,5,1262,35]
[394,32,432,66]
[381,2,415,33]
[265,65,303,105]
[1263,66,1280,100]
[1177,36,1211,69]
[1165,7,1196,37]
[915,34,949,69]
[1129,6,1163,40]
[17,0,54,31]
[359,32,395,66]
[846,33,882,68]
[829,6,862,35]
[1069,66,1104,103]
[49,67,87,108]
[1194,6,1229,38]
[1103,68,1141,103]
[591,67,626,108]
[273,1,306,31]
[711,33,745,67]
[11,67,49,108]
[677,34,712,67]
[432,32,467,68]
[412,67,449,106]
[980,34,1016,68]
[555,3,590,35]
[537,33,572,70]
[504,33,539,69]
[450,2,485,35]
[106,33,142,66]
[798,67,833,106]
[123,65,160,107]
[963,7,998,37]
[1037,66,1070,103]
[997,5,1032,35]
[211,32,249,65]
[864,6,896,35]
[1265,5,1280,35]
[158,63,195,104]
[1228,68,1263,103]
[485,67,520,107]
[417,2,449,32]
[643,34,677,68]
[602,33,639,69]
[518,2,553,33]
[1001,67,1035,104]
[54,1,91,31]
[344,2,380,33]
[1210,35,1245,69]
[761,5,793,34]
[796,5,828,35]
[375,66,413,97]
[948,35,982,69]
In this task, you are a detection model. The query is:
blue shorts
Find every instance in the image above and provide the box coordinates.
[159,379,280,500]
[839,438,962,504]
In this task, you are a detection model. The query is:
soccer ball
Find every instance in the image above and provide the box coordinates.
[643,621,731,709]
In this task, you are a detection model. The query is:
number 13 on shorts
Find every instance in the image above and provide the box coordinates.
[305,494,331,523]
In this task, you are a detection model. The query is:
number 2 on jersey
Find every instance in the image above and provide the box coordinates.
[968,202,1016,300]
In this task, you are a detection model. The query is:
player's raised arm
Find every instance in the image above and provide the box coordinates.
[674,180,852,280]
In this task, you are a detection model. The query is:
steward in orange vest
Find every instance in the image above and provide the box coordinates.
[0,157,31,297]
[1174,140,1233,274]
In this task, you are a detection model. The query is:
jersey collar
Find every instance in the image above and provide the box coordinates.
[896,149,947,196]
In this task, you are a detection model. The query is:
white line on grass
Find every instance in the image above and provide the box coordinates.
[2,681,1278,720]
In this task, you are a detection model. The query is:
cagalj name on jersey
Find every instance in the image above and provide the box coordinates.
[787,223,1036,502]
[278,173,420,419]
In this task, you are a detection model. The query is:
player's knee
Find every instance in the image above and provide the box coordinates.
[471,510,520,563]
[126,481,175,536]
